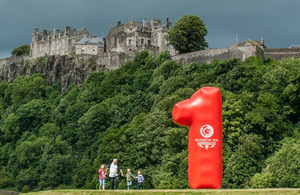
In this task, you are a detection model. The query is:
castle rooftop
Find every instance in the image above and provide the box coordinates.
[76,37,104,47]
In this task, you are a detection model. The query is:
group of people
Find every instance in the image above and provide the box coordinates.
[98,158,144,190]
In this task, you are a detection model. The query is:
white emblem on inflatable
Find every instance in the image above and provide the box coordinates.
[200,125,214,138]
[195,125,218,150]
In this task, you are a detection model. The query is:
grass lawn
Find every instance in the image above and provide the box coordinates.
[21,188,300,195]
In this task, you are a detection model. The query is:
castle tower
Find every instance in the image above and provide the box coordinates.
[30,28,40,58]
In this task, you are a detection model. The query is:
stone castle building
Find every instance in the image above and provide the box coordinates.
[105,18,176,56]
[30,26,91,58]
[30,18,176,58]
[75,36,105,55]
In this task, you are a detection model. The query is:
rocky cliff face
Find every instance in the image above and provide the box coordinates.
[0,53,130,92]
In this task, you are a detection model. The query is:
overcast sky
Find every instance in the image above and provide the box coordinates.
[1,0,300,59]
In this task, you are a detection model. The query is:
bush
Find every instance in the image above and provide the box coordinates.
[21,185,30,193]
[0,169,14,188]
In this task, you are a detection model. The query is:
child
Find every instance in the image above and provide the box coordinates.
[98,164,107,190]
[135,170,144,189]
[126,169,135,190]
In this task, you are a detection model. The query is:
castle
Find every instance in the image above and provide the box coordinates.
[30,18,176,59]
[2,17,300,92]
[29,17,300,65]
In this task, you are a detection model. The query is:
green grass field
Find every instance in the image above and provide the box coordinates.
[18,188,300,195]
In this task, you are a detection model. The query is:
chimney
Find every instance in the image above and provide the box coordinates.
[260,38,264,46]
[65,26,70,35]
[166,18,170,28]
[53,28,58,39]
[151,19,161,28]
[143,18,147,27]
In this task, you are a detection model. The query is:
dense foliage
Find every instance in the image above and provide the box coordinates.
[0,51,299,191]
[10,44,30,56]
[166,15,208,54]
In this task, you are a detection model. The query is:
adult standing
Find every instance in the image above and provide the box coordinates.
[106,158,124,190]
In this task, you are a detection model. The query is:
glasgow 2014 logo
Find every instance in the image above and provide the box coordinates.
[200,125,214,138]
[195,124,218,150]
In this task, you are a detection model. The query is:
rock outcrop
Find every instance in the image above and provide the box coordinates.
[0,52,130,92]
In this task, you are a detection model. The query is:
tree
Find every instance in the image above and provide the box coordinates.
[223,134,265,188]
[250,138,300,188]
[11,44,30,56]
[166,15,208,54]
[40,154,73,189]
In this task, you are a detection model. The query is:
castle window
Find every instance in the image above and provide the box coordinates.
[93,48,96,52]
[128,39,132,46]
[148,40,151,45]
[141,39,144,44]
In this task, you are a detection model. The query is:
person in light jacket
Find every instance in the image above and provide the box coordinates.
[106,158,124,190]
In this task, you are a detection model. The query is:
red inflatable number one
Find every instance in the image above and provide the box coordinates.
[172,87,222,189]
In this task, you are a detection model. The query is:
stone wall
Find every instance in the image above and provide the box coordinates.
[264,48,300,61]
[172,41,260,65]
[76,44,104,55]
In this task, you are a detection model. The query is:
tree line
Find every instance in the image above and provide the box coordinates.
[0,51,299,192]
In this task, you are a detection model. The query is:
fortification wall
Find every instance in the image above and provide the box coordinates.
[264,48,300,61]
[172,42,259,65]
[76,52,133,70]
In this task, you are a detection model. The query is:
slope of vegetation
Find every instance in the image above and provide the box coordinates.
[0,51,299,192]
